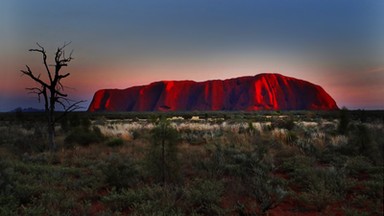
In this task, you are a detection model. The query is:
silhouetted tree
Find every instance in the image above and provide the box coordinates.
[21,42,84,151]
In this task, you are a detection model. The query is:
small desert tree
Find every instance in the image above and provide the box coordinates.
[21,42,83,151]
[338,107,350,135]
[146,118,180,185]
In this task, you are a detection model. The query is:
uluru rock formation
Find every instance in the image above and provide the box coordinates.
[88,73,338,112]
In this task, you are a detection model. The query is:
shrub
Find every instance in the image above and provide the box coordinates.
[220,146,288,214]
[299,182,336,212]
[18,203,45,215]
[196,143,227,178]
[343,208,370,216]
[338,107,349,135]
[246,121,256,134]
[102,185,185,214]
[294,167,352,212]
[12,135,47,154]
[69,114,81,127]
[106,138,124,147]
[344,156,372,177]
[81,117,92,130]
[0,193,19,215]
[351,124,381,165]
[102,154,138,190]
[5,124,48,155]
[187,179,224,215]
[38,190,76,214]
[13,183,44,205]
[280,155,314,174]
[64,127,103,146]
[0,160,14,193]
[92,126,103,138]
[363,179,384,200]
[285,130,298,144]
[272,117,295,130]
[60,118,69,132]
[245,163,288,214]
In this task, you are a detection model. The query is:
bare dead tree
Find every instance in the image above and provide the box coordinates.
[21,42,85,151]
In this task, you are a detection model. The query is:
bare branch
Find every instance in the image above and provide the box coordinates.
[36,42,44,50]
[56,98,68,109]
[20,65,49,88]
[29,43,53,82]
[55,90,68,97]
[26,87,42,92]
[65,100,86,112]
[26,87,44,102]
[55,42,73,66]
[55,100,86,123]
[56,81,65,92]
[58,73,70,79]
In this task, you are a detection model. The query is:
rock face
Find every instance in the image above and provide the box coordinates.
[88,73,338,112]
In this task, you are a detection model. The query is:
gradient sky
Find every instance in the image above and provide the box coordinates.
[1,0,383,111]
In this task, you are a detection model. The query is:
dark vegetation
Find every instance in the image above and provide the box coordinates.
[0,110,383,215]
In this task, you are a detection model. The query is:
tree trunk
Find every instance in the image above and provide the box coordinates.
[48,123,56,151]
[47,110,57,152]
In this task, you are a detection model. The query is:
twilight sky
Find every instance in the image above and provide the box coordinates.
[1,0,383,111]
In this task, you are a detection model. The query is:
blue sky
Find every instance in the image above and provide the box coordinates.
[1,0,383,111]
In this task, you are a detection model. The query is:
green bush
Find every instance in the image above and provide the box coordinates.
[195,143,227,178]
[102,185,185,214]
[343,208,370,216]
[272,117,295,130]
[244,163,288,214]
[12,135,47,154]
[18,203,46,216]
[344,156,373,177]
[5,124,48,155]
[363,179,384,199]
[81,117,92,130]
[294,167,352,211]
[106,138,124,147]
[69,114,81,128]
[102,154,138,190]
[64,127,104,146]
[280,155,315,173]
[36,190,76,215]
[60,118,69,132]
[13,183,44,205]
[0,193,18,215]
[338,107,350,135]
[0,160,13,193]
[299,183,336,212]
[186,179,224,215]
[285,130,298,144]
[351,124,381,165]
